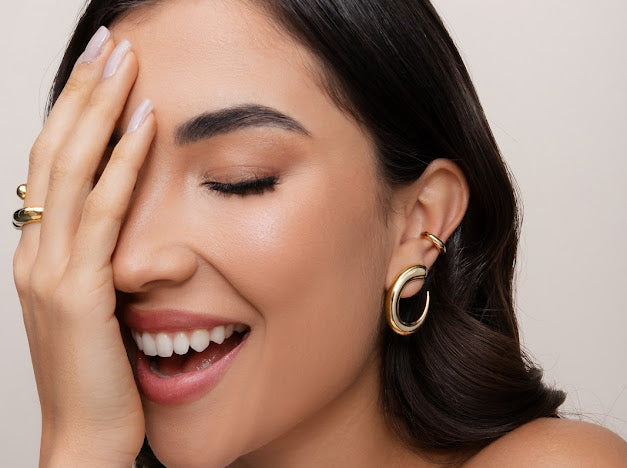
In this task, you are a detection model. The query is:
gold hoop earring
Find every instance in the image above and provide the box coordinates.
[421,232,446,254]
[385,264,430,336]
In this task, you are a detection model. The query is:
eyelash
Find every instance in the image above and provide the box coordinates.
[203,176,278,197]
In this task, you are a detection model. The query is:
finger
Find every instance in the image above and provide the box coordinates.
[68,100,155,282]
[37,40,138,267]
[20,27,114,249]
[24,26,114,210]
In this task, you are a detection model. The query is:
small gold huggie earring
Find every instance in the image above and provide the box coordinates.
[385,264,429,336]
[421,232,446,254]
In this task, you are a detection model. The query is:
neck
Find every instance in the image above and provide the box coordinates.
[231,351,434,468]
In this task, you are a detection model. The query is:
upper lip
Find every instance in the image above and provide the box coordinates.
[120,307,244,333]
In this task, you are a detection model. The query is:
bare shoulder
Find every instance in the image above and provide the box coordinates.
[463,418,627,467]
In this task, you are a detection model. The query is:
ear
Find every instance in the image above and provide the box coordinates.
[385,159,469,298]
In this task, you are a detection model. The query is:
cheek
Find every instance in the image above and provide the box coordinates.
[222,161,387,322]
[203,159,389,436]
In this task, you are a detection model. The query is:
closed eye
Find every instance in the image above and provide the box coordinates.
[203,176,278,197]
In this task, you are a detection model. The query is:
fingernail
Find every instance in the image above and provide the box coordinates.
[77,26,110,65]
[127,99,154,133]
[102,39,132,78]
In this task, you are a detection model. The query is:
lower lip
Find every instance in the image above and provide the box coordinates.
[135,334,248,405]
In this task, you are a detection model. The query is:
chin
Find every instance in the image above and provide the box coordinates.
[144,414,241,468]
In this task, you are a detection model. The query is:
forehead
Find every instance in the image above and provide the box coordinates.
[110,0,330,134]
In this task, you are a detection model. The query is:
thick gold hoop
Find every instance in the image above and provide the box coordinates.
[385,264,430,336]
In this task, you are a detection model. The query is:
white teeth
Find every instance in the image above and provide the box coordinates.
[142,332,157,356]
[211,325,226,344]
[173,332,190,355]
[190,330,211,352]
[155,333,174,358]
[131,324,248,357]
[133,331,143,351]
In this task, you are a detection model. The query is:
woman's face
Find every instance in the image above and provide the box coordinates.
[111,1,394,465]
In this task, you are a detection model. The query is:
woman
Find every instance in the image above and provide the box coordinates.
[12,0,626,466]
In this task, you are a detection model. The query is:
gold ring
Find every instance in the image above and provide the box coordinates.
[421,232,446,254]
[13,207,44,229]
[17,184,27,200]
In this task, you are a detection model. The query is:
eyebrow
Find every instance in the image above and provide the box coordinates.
[174,103,311,145]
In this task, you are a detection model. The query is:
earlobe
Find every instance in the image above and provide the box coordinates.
[385,158,469,298]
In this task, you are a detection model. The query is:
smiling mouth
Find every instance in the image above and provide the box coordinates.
[131,324,250,377]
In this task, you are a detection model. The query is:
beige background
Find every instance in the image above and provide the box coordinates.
[1,1,625,465]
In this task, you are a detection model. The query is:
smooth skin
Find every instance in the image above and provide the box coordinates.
[13,1,626,467]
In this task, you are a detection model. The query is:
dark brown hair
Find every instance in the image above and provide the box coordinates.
[48,0,565,465]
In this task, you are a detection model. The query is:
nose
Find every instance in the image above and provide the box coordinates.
[112,178,198,294]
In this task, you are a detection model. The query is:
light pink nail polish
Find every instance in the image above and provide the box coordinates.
[77,26,110,65]
[127,99,154,133]
[102,39,132,78]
